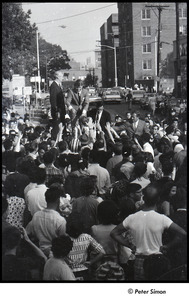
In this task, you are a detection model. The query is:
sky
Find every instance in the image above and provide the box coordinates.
[22,2,118,66]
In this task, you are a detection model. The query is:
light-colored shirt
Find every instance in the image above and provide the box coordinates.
[43,257,76,281]
[143,142,154,158]
[87,163,111,195]
[26,209,66,254]
[24,182,37,204]
[106,154,123,177]
[27,184,48,216]
[131,176,150,190]
[122,210,173,255]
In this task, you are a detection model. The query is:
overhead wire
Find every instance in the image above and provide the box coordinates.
[36,3,117,25]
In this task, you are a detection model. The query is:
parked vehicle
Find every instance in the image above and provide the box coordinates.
[132,89,145,103]
[89,94,102,104]
[103,90,122,103]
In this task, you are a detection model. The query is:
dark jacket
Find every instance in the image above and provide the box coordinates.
[50,81,66,124]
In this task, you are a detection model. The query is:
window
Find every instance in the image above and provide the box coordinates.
[180,25,187,35]
[142,26,151,36]
[142,9,151,19]
[143,76,152,80]
[142,43,151,53]
[143,60,152,70]
[179,7,187,18]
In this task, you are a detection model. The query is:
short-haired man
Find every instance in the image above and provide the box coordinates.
[26,186,67,258]
[130,111,149,138]
[110,183,186,280]
[50,70,66,140]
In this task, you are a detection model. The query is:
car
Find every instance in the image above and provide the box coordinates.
[132,89,145,103]
[88,87,96,96]
[89,94,102,104]
[102,90,122,103]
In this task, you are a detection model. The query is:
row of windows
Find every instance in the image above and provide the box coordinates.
[141,8,187,19]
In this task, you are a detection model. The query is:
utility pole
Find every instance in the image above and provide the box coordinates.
[146,5,169,93]
[175,3,181,98]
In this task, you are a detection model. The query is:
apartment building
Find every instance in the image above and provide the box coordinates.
[117,2,187,91]
[100,14,119,88]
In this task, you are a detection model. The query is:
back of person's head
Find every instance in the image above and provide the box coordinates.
[3,138,13,151]
[45,186,61,205]
[80,176,95,196]
[81,147,91,161]
[133,162,147,177]
[122,145,132,159]
[97,201,119,225]
[144,152,154,163]
[119,196,136,219]
[127,183,142,195]
[28,140,38,152]
[161,161,173,175]
[3,226,21,250]
[43,151,54,164]
[113,142,123,155]
[143,184,159,207]
[36,167,46,184]
[58,141,68,152]
[143,254,171,280]
[132,152,146,163]
[78,158,88,170]
[66,216,84,238]
[51,236,73,258]
[58,154,70,168]
[93,139,105,150]
[111,179,129,203]
[142,133,151,144]
[16,157,35,175]
[90,149,99,163]
[28,132,40,142]
[27,165,39,183]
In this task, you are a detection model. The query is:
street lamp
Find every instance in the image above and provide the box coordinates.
[96,42,118,87]
[36,30,41,97]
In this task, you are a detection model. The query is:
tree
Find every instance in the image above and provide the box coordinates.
[2,3,71,82]
[83,72,98,87]
[160,52,175,78]
[2,3,37,80]
[47,52,71,79]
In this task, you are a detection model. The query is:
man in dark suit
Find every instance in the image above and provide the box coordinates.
[65,82,89,124]
[87,101,111,134]
[50,70,66,140]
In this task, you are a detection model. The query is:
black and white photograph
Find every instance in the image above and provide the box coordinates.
[1,1,187,294]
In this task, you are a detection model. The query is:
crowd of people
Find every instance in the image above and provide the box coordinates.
[2,72,187,282]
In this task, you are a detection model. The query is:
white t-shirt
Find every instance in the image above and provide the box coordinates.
[122,210,173,255]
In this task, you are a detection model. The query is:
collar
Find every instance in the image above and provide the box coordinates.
[177,208,186,211]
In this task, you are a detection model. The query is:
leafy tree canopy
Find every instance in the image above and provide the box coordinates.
[2,3,71,81]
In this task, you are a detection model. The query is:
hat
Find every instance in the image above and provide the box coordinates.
[79,133,89,145]
[174,143,184,153]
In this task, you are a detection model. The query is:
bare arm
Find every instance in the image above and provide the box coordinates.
[110,223,131,247]
[21,227,47,262]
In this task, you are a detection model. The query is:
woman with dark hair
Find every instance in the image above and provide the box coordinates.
[130,162,150,189]
[156,181,177,216]
[91,201,120,261]
[69,176,100,233]
[66,218,105,281]
[43,236,76,281]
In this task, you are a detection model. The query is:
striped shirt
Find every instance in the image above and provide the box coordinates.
[66,233,105,272]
